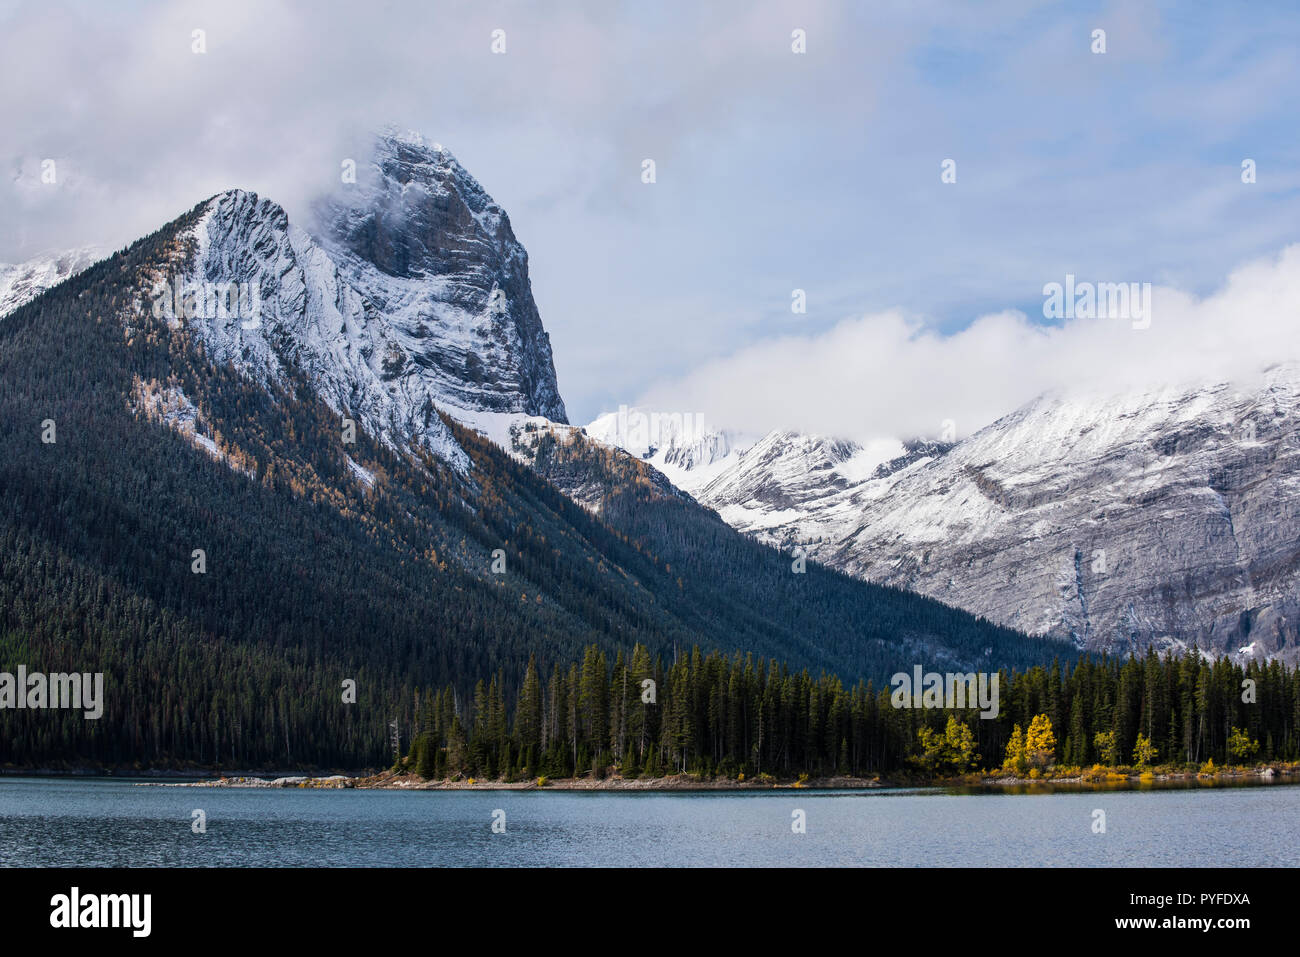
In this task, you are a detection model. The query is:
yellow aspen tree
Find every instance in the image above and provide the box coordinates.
[1003,724,1026,774]
[1025,714,1057,769]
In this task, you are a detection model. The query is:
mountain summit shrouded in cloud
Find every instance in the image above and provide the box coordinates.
[130,127,570,474]
[310,127,568,424]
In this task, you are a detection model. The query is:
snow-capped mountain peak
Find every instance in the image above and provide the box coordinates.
[159,187,471,470]
[310,129,567,423]
[120,129,572,474]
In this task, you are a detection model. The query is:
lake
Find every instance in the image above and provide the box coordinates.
[1,776,1296,867]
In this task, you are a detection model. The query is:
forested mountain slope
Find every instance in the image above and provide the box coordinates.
[0,165,1068,771]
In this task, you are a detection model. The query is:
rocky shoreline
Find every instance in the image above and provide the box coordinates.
[139,762,1300,791]
[149,771,889,791]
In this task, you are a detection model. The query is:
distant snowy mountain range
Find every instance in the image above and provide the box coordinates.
[590,369,1300,665]
[583,406,755,495]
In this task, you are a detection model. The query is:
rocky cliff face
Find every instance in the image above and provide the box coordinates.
[131,129,571,473]
[689,368,1300,664]
[160,188,470,469]
[311,128,567,423]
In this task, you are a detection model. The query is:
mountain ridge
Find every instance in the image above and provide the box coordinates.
[604,370,1300,665]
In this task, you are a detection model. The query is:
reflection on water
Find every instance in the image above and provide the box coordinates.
[947,775,1292,796]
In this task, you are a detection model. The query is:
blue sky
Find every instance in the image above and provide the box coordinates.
[4,0,1299,433]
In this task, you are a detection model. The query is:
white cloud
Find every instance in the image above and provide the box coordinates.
[637,244,1300,442]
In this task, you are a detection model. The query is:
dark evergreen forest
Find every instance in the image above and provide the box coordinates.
[409,645,1300,781]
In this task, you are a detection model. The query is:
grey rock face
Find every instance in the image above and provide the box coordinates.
[696,368,1300,665]
[871,439,955,480]
[144,130,574,474]
[311,129,567,423]
[173,188,471,470]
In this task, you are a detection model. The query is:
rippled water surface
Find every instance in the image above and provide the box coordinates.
[1,777,1296,866]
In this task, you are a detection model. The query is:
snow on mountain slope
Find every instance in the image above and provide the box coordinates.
[134,129,574,473]
[701,431,911,534]
[130,376,255,478]
[159,187,472,470]
[694,367,1300,664]
[0,246,101,317]
[310,128,567,423]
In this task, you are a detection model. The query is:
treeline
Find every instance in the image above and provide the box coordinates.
[406,646,1300,781]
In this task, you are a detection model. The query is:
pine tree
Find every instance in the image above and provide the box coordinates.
[414,732,435,779]
[513,655,543,776]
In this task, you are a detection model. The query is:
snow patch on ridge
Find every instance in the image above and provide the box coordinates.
[345,455,376,489]
[0,246,101,317]
[130,376,252,478]
[446,405,584,463]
